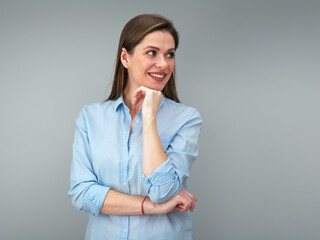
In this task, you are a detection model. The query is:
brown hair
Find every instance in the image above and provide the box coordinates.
[106,14,180,102]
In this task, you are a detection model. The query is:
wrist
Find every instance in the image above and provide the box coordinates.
[142,117,157,133]
[142,113,157,124]
[143,198,157,215]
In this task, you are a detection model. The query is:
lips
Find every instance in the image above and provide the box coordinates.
[148,72,167,81]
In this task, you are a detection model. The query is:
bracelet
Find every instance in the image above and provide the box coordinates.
[141,197,147,215]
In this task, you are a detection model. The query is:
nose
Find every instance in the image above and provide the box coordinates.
[155,55,168,69]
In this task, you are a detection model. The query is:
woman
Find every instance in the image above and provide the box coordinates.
[69,14,202,240]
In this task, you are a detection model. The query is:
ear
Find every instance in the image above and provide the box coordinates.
[120,48,129,68]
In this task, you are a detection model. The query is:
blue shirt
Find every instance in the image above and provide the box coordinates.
[68,95,202,240]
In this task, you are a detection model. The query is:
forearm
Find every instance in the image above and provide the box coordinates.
[142,117,167,176]
[100,189,156,215]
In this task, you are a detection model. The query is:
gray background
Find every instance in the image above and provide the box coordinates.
[0,0,319,239]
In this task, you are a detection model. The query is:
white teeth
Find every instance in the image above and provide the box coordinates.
[149,73,165,78]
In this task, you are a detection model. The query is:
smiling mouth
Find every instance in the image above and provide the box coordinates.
[148,73,166,79]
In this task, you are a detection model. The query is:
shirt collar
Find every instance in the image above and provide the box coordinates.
[112,92,166,112]
[113,94,125,112]
[159,92,166,110]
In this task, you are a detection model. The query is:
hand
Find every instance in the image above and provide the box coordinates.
[132,86,163,120]
[174,188,198,213]
[151,188,198,214]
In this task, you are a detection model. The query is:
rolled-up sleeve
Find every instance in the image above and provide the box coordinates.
[68,107,110,216]
[143,109,202,203]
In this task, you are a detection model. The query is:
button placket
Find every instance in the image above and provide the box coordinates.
[120,105,131,239]
[120,107,130,195]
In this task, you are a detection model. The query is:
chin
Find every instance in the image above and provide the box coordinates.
[144,83,165,91]
[149,86,165,91]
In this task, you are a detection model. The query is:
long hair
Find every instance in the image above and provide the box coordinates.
[106,14,180,102]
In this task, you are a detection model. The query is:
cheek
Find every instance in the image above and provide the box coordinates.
[142,59,154,71]
[131,56,151,73]
[169,60,175,71]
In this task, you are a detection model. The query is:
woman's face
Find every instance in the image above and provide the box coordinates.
[122,30,176,91]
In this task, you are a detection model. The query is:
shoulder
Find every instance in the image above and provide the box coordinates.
[162,98,202,122]
[157,98,202,143]
[78,101,115,120]
[81,100,116,114]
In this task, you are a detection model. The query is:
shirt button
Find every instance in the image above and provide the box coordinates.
[136,119,140,123]
[124,228,127,233]
[123,182,127,186]
[124,157,127,161]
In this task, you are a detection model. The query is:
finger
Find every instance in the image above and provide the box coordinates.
[180,189,196,212]
[189,198,196,212]
[190,198,196,212]
[180,188,193,200]
[176,190,193,208]
[175,205,184,212]
[133,86,149,98]
[132,96,141,106]
[181,192,193,205]
[176,204,184,210]
[178,195,193,211]
[175,199,189,212]
[132,90,144,104]
[182,190,196,205]
[132,89,146,105]
[192,197,198,211]
[176,205,187,212]
[182,189,195,200]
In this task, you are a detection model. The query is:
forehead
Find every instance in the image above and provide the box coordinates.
[138,30,175,49]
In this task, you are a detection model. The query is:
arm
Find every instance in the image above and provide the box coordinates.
[68,107,109,216]
[132,87,202,204]
[100,190,151,215]
[143,110,202,204]
[140,90,167,176]
[100,189,194,215]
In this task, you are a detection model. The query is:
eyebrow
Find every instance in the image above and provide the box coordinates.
[144,46,176,51]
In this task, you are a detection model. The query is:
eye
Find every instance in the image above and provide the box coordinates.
[167,52,175,58]
[147,50,156,56]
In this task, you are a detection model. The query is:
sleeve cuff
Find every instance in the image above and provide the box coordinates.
[142,160,181,203]
[84,184,110,216]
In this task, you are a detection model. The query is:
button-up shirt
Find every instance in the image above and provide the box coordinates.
[68,95,202,240]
